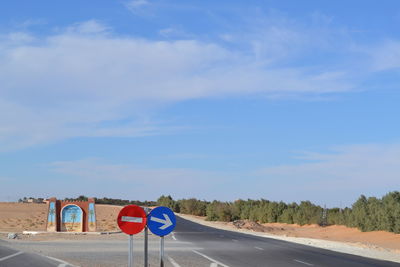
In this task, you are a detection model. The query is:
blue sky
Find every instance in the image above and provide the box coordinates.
[0,1,399,207]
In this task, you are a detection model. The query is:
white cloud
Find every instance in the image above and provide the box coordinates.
[159,27,191,39]
[125,0,151,15]
[0,21,354,150]
[255,144,400,206]
[45,143,400,205]
[67,20,110,34]
[49,158,232,200]
[369,40,400,71]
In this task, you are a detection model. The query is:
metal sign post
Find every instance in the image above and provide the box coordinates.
[144,226,148,267]
[147,206,176,267]
[143,207,151,267]
[129,235,133,267]
[160,236,165,267]
[117,205,147,267]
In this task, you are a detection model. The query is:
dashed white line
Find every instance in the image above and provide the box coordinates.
[192,250,230,267]
[210,263,218,267]
[167,256,182,267]
[294,259,314,266]
[254,246,264,250]
[0,251,24,262]
[231,239,238,242]
[172,233,177,241]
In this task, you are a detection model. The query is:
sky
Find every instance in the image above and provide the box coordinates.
[0,0,399,207]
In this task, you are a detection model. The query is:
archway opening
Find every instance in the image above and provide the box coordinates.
[61,205,83,232]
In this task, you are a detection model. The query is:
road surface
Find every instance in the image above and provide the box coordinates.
[0,242,72,267]
[0,216,399,266]
[170,216,400,267]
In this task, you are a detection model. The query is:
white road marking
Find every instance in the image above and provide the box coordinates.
[46,255,75,266]
[192,250,230,267]
[210,263,218,267]
[167,256,182,267]
[254,246,264,250]
[0,251,23,262]
[172,233,177,241]
[231,239,238,242]
[294,259,314,266]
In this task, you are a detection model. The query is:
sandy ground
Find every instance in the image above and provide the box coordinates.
[232,219,400,252]
[0,202,48,231]
[94,204,122,232]
[0,202,122,233]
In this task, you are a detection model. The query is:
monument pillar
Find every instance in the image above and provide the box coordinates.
[46,197,57,232]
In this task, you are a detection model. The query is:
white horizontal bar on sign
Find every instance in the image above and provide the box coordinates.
[122,216,143,223]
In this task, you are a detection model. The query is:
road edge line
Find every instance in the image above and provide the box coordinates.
[167,256,182,267]
[294,259,314,266]
[0,251,24,262]
[192,250,230,267]
[46,255,78,267]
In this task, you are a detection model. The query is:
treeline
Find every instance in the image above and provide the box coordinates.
[157,192,400,234]
[94,197,156,207]
[64,195,157,206]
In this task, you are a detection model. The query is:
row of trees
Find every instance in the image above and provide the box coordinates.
[63,195,157,207]
[157,192,400,234]
[93,197,156,207]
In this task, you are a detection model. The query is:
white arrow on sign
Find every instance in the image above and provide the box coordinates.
[150,214,173,230]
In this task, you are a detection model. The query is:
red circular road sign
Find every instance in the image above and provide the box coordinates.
[117,205,147,235]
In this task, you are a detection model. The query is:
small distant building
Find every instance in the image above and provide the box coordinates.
[22,197,46,203]
[46,197,97,232]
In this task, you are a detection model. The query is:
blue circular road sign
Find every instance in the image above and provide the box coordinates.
[147,206,176,236]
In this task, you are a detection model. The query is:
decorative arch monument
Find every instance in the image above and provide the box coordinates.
[46,197,97,232]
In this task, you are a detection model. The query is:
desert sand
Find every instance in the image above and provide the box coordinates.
[1,202,399,253]
[0,202,47,231]
[0,202,122,232]
[94,204,122,232]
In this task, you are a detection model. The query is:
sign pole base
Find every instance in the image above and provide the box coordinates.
[160,236,164,267]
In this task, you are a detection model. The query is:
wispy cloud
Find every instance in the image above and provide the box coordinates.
[255,144,400,206]
[0,20,359,150]
[49,158,232,200]
[159,27,192,39]
[125,0,152,15]
[45,143,400,205]
[368,40,400,71]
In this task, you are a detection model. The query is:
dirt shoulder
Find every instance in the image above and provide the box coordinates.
[177,213,400,263]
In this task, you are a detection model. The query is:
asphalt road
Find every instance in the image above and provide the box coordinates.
[0,241,72,267]
[0,216,399,266]
[172,216,400,267]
